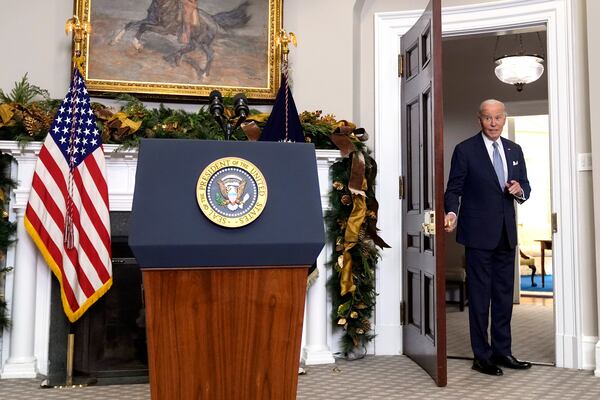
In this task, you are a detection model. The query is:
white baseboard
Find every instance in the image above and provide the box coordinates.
[301,346,335,365]
[582,335,598,371]
[0,357,37,379]
[593,338,600,376]
[555,333,580,369]
[374,323,402,355]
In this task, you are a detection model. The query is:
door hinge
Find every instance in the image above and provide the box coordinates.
[398,54,404,77]
[551,212,558,233]
[400,300,407,325]
[399,176,405,199]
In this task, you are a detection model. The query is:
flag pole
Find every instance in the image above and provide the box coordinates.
[65,0,92,387]
[65,331,75,386]
[32,0,111,389]
[277,32,314,376]
[40,3,95,390]
[41,324,96,389]
[276,30,297,142]
[64,0,89,386]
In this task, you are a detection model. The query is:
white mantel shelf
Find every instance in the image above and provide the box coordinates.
[0,140,342,377]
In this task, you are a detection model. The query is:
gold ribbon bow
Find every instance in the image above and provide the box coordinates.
[331,126,389,295]
[106,111,142,139]
[0,104,15,128]
[340,175,368,295]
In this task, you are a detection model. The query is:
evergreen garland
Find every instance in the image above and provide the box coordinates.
[0,75,338,148]
[325,137,389,358]
[0,75,390,357]
[0,270,11,330]
[0,153,16,331]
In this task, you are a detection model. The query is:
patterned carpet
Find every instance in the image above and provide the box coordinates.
[1,356,600,400]
[447,297,555,363]
[0,298,582,399]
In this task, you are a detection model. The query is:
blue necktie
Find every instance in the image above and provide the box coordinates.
[492,142,505,189]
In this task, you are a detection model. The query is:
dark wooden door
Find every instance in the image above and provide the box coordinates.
[400,0,446,387]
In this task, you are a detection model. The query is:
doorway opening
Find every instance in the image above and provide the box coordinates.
[442,29,554,365]
[511,114,554,364]
[375,0,582,370]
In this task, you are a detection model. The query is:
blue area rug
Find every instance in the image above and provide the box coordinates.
[520,274,553,292]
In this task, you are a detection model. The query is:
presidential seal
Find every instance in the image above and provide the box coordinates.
[196,157,268,228]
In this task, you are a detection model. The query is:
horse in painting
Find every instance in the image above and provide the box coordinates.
[110,0,251,79]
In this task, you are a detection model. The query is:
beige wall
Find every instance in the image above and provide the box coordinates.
[0,0,530,126]
[0,1,356,118]
[357,0,427,146]
[0,0,72,98]
[284,0,355,120]
[1,0,599,358]
[570,0,597,340]
[355,0,501,145]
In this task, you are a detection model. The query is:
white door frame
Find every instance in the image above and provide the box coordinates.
[374,0,583,369]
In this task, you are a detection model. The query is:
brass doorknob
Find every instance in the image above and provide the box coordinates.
[422,210,435,237]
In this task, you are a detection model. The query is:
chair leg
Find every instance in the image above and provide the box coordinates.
[459,282,465,312]
[529,265,537,287]
[542,264,545,288]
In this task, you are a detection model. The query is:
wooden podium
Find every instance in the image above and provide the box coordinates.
[129,139,325,400]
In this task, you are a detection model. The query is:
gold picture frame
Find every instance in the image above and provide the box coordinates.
[77,0,282,100]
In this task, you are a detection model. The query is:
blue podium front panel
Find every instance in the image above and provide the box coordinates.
[129,139,325,268]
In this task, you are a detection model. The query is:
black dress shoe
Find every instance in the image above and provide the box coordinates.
[472,358,503,376]
[491,354,532,369]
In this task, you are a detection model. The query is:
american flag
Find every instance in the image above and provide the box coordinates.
[24,68,112,323]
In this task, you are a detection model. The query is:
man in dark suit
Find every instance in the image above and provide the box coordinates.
[444,99,532,376]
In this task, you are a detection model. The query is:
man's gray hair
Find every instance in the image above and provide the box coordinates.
[478,99,507,116]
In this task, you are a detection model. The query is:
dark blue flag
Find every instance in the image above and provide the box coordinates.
[260,75,305,142]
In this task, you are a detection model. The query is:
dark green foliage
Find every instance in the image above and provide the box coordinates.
[0,296,9,330]
[95,98,280,147]
[0,73,49,105]
[0,77,342,150]
[0,154,16,252]
[0,153,16,332]
[325,149,383,356]
[302,121,335,149]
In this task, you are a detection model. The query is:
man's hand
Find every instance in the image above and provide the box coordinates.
[506,180,523,197]
[444,213,457,233]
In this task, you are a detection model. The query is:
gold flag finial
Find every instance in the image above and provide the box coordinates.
[65,15,91,58]
[66,1,91,72]
[277,29,297,66]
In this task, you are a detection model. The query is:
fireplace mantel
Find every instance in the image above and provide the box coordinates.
[0,140,341,378]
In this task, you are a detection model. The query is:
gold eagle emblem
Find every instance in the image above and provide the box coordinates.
[216,175,249,210]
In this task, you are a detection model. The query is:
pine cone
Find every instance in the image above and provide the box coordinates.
[358,226,366,241]
[22,104,54,136]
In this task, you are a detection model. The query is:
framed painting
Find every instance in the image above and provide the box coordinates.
[77,0,282,100]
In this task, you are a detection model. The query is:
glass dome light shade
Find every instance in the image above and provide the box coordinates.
[494,55,544,86]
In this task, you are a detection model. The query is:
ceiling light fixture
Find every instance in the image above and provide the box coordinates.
[493,33,545,92]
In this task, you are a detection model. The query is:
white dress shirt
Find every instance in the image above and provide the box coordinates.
[481,132,525,200]
[447,133,524,219]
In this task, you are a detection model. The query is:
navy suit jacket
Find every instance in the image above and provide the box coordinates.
[444,132,531,250]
